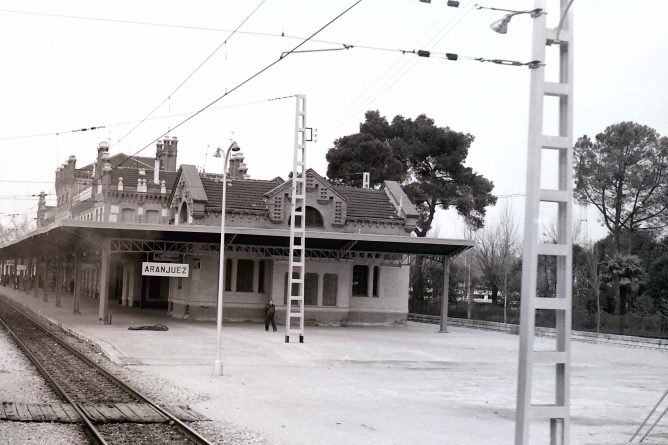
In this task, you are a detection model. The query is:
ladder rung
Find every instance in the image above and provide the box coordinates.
[290,294,303,300]
[291,262,303,268]
[540,189,570,203]
[294,210,305,215]
[532,351,567,364]
[537,243,569,256]
[289,313,303,318]
[530,404,567,419]
[542,135,570,150]
[292,245,304,250]
[544,81,568,97]
[296,161,305,166]
[535,297,567,310]
[291,278,303,284]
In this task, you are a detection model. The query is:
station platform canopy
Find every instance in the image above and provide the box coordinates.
[0,220,472,262]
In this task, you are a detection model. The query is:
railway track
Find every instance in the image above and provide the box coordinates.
[0,296,212,445]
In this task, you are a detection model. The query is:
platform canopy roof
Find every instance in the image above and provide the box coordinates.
[0,220,472,259]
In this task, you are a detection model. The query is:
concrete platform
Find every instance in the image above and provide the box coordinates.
[1,285,666,444]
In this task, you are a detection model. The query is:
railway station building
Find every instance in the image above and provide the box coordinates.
[0,139,471,325]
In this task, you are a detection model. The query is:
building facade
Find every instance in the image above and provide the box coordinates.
[6,138,471,326]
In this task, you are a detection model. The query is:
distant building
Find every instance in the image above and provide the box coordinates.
[38,138,179,227]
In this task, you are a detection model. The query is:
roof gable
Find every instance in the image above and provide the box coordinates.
[264,168,347,203]
[168,164,207,205]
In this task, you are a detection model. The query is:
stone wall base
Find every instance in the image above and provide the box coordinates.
[169,301,407,325]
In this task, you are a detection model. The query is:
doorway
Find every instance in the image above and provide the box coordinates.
[141,275,170,309]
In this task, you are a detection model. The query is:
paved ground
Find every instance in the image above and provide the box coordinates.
[1,286,666,444]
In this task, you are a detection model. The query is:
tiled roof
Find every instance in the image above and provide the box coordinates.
[201,177,281,211]
[180,165,207,202]
[200,175,400,221]
[335,186,400,220]
[79,154,156,172]
[109,167,178,191]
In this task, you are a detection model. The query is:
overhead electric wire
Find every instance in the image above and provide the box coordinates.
[321,3,473,141]
[0,6,484,61]
[110,0,267,152]
[0,126,106,142]
[0,95,296,142]
[0,180,54,184]
[106,0,363,177]
[1,4,528,144]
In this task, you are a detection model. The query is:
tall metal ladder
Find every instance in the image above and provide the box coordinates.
[515,1,574,444]
[285,94,307,344]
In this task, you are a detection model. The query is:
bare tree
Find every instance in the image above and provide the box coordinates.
[472,204,520,323]
[0,216,34,245]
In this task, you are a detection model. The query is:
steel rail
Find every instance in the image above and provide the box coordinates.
[0,314,108,445]
[0,297,212,445]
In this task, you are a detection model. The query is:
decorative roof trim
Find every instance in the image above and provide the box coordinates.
[264,168,348,203]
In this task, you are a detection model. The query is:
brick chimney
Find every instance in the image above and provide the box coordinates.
[228,152,248,180]
[36,192,47,228]
[160,136,178,171]
[66,155,77,172]
[95,141,109,181]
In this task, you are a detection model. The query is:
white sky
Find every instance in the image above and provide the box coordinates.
[1,0,667,242]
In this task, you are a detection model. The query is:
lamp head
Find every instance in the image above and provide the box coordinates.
[213,141,240,158]
[490,14,512,34]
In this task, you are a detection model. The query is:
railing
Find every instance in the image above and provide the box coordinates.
[409,299,668,339]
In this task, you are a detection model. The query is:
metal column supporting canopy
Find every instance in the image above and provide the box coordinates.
[515,1,574,444]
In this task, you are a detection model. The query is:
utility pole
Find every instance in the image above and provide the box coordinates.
[515,1,574,444]
[285,94,307,344]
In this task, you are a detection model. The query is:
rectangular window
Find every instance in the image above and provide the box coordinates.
[224,258,232,291]
[258,260,266,293]
[305,273,318,306]
[372,266,379,297]
[236,259,254,292]
[352,265,368,296]
[284,272,299,305]
[146,210,159,224]
[121,208,134,223]
[323,273,338,307]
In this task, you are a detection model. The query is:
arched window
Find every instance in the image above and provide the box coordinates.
[290,206,324,228]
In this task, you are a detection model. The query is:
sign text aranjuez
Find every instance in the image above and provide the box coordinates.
[141,262,189,277]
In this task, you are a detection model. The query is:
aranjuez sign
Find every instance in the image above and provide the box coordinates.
[142,262,189,277]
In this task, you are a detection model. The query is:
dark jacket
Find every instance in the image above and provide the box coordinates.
[264,303,275,319]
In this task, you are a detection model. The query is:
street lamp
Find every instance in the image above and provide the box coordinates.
[212,140,240,376]
[488,8,544,34]
[484,2,574,444]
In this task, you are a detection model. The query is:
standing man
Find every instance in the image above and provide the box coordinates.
[264,299,277,332]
